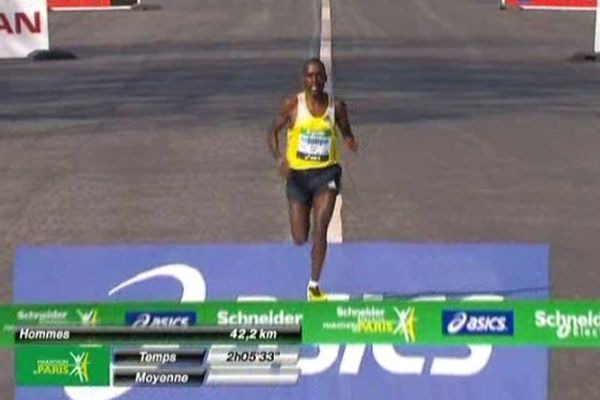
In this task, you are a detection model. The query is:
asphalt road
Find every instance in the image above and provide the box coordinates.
[1,0,599,398]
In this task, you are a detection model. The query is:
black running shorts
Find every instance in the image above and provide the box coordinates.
[286,164,342,206]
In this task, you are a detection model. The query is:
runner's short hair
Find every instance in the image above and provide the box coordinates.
[303,58,326,75]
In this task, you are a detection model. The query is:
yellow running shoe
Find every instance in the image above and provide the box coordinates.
[307,286,327,301]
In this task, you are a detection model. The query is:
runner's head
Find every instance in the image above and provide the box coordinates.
[302,58,327,97]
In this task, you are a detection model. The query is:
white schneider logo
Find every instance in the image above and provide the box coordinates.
[535,310,600,339]
[16,309,97,325]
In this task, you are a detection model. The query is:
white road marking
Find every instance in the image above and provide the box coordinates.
[320,0,343,244]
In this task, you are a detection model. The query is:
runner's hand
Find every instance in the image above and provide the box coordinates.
[277,158,291,178]
[343,136,359,153]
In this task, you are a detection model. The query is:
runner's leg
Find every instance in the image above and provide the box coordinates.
[289,199,310,245]
[310,190,337,281]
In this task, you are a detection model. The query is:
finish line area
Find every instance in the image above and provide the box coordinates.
[6,243,556,399]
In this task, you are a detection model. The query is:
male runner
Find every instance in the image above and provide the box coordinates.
[267,58,358,301]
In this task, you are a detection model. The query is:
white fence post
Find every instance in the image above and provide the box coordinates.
[594,0,600,53]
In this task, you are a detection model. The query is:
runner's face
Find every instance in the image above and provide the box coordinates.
[303,63,326,97]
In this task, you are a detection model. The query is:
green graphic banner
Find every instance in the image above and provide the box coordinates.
[303,301,600,347]
[0,300,598,347]
[15,345,110,386]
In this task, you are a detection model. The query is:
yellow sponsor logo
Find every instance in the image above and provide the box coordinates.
[357,320,394,333]
[356,307,416,343]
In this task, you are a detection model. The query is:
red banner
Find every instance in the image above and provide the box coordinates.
[504,0,596,9]
[48,0,111,7]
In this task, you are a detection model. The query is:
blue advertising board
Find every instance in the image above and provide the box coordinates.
[14,243,549,400]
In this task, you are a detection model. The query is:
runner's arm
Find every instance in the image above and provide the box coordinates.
[335,99,358,152]
[267,96,297,162]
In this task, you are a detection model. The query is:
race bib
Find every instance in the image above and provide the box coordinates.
[297,133,331,161]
